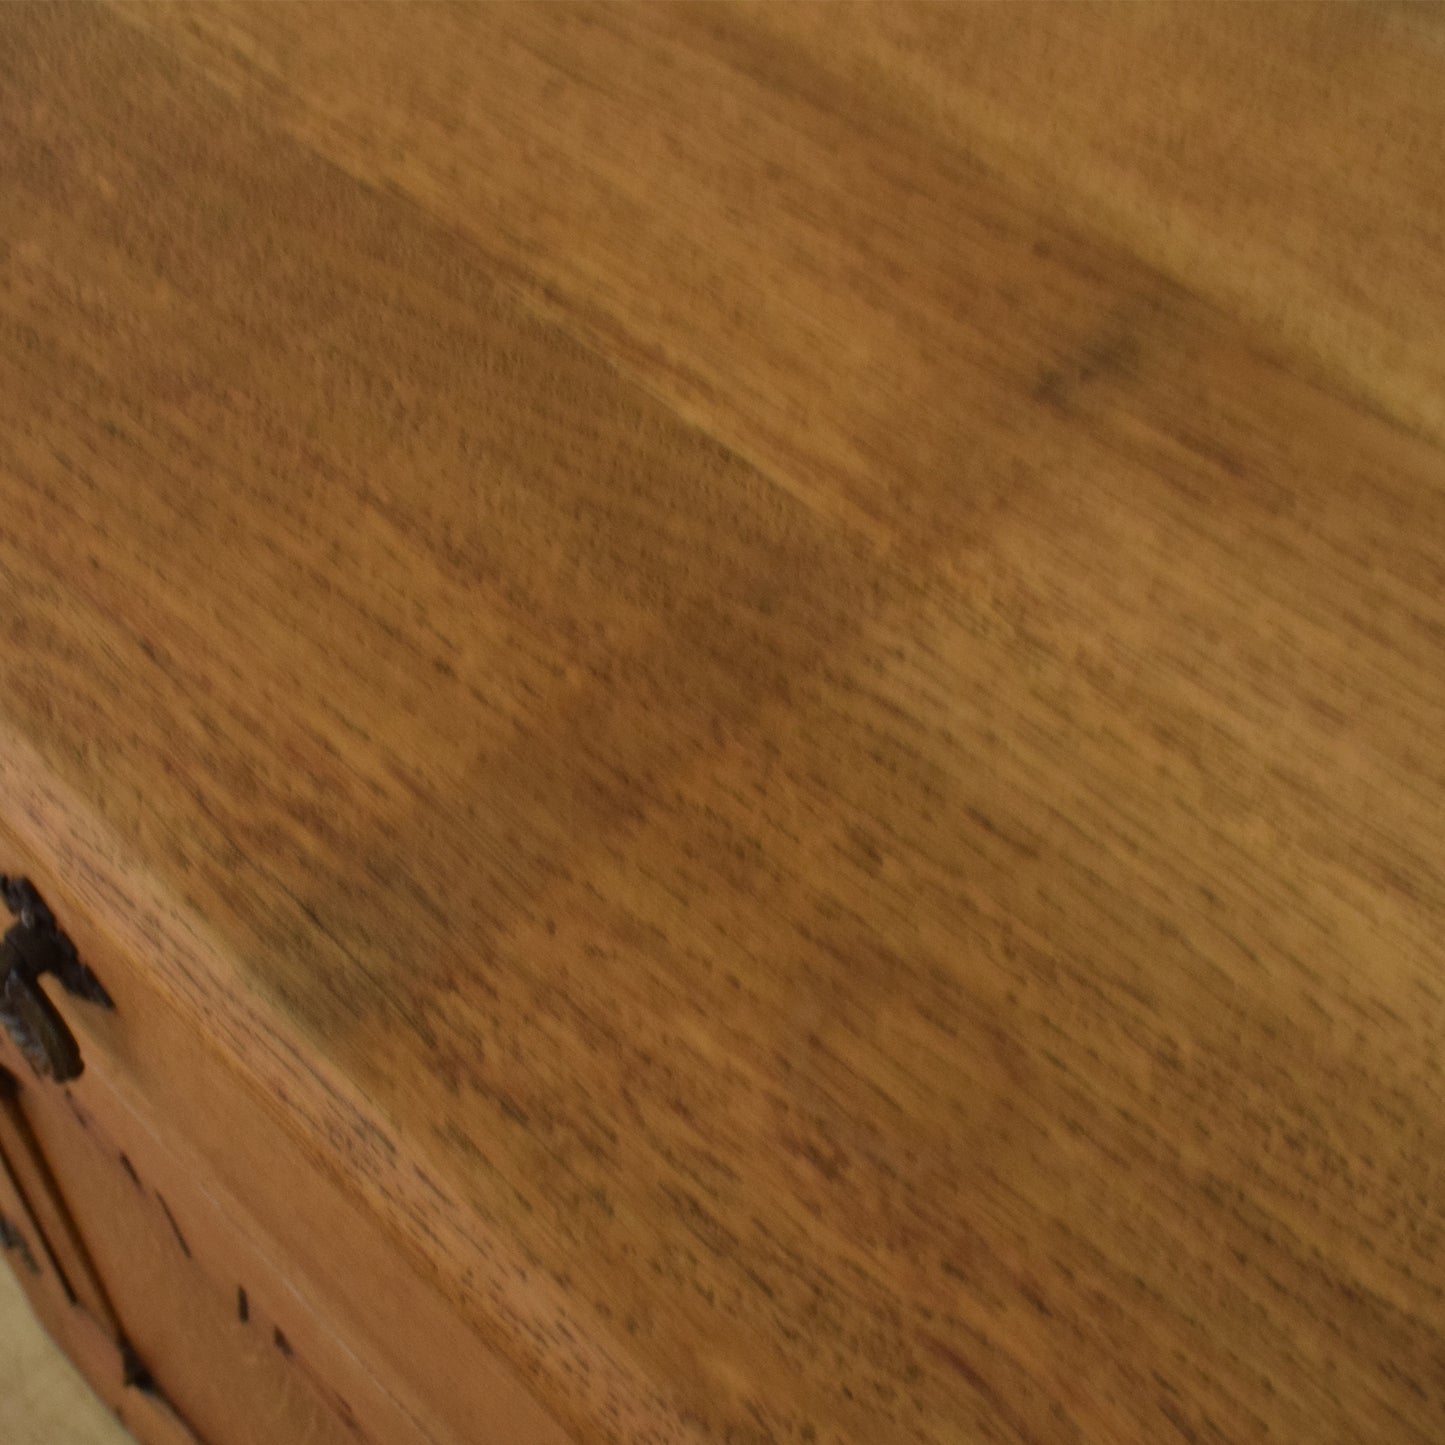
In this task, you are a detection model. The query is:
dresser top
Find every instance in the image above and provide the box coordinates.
[3,7,1444,1442]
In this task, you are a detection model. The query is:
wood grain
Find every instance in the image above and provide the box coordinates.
[2,5,1444,1444]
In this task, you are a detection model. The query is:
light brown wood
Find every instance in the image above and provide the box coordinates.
[0,810,572,1445]
[2,5,1444,1444]
[0,1098,199,1445]
[0,1041,355,1445]
[0,1064,122,1335]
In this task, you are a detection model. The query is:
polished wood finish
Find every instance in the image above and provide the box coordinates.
[2,5,1444,1443]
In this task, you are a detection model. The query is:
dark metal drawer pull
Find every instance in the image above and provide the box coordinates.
[0,877,114,1082]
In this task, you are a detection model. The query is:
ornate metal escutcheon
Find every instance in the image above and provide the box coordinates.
[0,876,113,1082]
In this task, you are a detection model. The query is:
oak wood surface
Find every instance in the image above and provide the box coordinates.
[2,5,1444,1443]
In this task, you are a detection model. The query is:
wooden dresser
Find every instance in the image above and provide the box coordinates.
[1,6,1442,1443]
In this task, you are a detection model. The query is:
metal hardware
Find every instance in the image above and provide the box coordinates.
[0,877,113,1082]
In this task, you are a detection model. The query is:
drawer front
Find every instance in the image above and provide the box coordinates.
[0,802,572,1445]
[0,1066,198,1445]
[0,1047,369,1445]
[0,892,448,1445]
